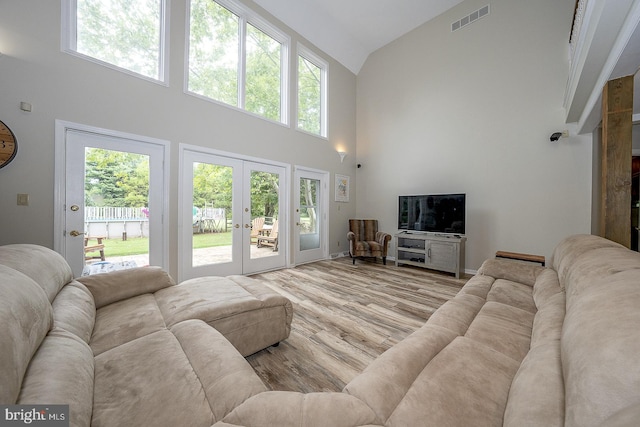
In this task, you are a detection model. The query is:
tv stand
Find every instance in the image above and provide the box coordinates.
[395,233,466,278]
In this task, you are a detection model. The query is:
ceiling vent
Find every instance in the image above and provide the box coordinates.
[451,5,490,32]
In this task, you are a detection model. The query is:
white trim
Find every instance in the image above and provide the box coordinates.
[54,120,171,272]
[179,143,290,169]
[577,1,640,132]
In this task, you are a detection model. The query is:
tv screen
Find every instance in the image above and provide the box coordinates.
[398,194,465,234]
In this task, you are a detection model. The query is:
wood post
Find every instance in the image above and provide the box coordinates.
[600,75,633,248]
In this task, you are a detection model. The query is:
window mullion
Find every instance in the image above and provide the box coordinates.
[238,16,247,110]
[280,42,289,126]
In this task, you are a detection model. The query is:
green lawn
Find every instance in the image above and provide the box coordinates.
[101,232,232,257]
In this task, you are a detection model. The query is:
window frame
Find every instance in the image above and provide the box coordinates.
[61,0,170,85]
[296,43,328,138]
[185,0,290,125]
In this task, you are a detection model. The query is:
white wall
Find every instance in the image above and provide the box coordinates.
[0,0,357,276]
[356,0,593,270]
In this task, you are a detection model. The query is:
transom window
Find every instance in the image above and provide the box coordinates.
[297,45,328,137]
[188,0,289,124]
[62,0,168,82]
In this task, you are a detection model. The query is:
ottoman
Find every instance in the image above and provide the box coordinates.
[155,275,293,356]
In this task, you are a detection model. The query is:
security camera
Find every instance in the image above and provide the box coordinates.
[550,132,563,142]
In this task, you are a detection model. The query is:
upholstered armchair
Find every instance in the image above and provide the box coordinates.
[347,219,392,265]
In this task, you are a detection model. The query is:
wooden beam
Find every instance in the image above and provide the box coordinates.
[601,75,633,248]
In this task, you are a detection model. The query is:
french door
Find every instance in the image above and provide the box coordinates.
[180,149,287,280]
[294,168,328,264]
[54,121,169,277]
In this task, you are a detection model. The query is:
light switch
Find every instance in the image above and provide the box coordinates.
[17,193,29,206]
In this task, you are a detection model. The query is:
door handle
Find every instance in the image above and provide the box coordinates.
[245,224,250,228]
[234,224,240,229]
[69,230,85,237]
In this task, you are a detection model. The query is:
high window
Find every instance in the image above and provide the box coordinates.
[62,0,168,82]
[297,45,327,137]
[188,0,289,123]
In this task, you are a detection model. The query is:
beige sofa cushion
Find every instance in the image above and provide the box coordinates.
[155,275,293,356]
[217,391,380,427]
[78,266,175,309]
[90,293,167,356]
[386,336,520,426]
[504,267,565,427]
[344,324,457,422]
[0,244,73,303]
[18,328,94,427]
[52,280,96,343]
[552,235,640,427]
[92,321,265,426]
[478,257,543,287]
[503,342,564,427]
[550,234,622,291]
[0,265,52,403]
[170,320,268,420]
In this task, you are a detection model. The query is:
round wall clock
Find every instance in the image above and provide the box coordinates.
[0,120,18,169]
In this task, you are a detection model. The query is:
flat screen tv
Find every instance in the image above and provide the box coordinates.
[398,194,466,235]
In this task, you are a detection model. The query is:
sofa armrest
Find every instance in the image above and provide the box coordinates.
[477,258,544,287]
[77,266,175,309]
[214,391,380,427]
[346,231,356,241]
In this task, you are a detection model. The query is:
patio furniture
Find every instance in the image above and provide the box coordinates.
[257,220,279,251]
[250,217,266,244]
[84,236,106,262]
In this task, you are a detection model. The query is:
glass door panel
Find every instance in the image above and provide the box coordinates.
[243,162,286,275]
[62,128,167,278]
[294,168,328,265]
[181,152,243,280]
[192,162,234,267]
[249,169,281,259]
[84,148,151,272]
[180,152,285,279]
[299,178,320,251]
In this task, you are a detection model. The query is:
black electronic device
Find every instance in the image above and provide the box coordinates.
[398,193,466,235]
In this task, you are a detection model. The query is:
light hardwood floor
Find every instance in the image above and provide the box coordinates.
[246,257,469,392]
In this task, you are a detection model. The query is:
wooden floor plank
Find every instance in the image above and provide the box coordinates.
[246,257,469,392]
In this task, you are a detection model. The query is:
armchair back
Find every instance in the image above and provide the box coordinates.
[347,219,391,265]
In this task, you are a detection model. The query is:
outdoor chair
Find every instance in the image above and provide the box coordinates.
[257,220,279,251]
[84,236,106,262]
[250,217,266,244]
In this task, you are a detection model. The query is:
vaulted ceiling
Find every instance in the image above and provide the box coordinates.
[254,0,640,126]
[253,0,464,74]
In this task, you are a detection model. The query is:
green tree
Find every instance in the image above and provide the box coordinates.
[188,0,239,105]
[251,171,279,218]
[188,0,283,121]
[85,148,149,207]
[245,24,281,121]
[300,178,318,232]
[76,0,162,79]
[298,55,321,134]
[192,163,233,213]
